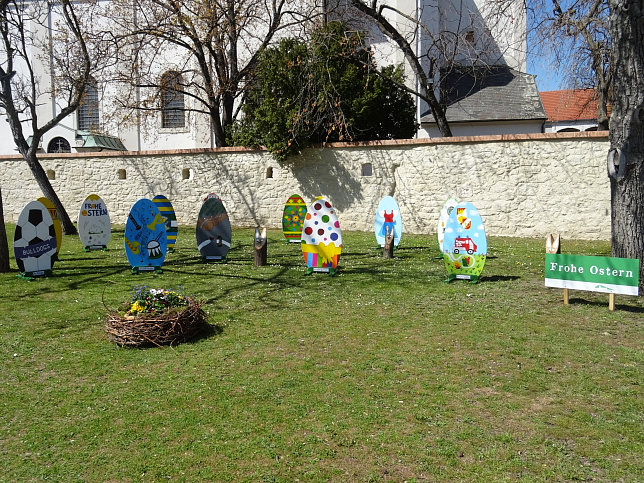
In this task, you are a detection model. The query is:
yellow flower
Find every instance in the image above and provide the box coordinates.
[129,301,145,314]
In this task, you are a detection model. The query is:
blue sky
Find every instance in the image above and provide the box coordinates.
[524,2,575,93]
[528,54,566,92]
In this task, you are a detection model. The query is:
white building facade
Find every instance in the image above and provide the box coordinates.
[1,0,536,156]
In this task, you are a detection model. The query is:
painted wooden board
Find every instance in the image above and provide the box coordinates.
[13,200,57,277]
[152,194,178,252]
[374,195,402,247]
[437,198,458,252]
[124,198,168,272]
[301,197,342,274]
[78,194,111,250]
[282,194,307,243]
[196,193,232,261]
[442,201,487,282]
[37,197,62,256]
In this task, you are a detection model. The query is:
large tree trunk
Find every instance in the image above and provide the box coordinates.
[608,0,644,291]
[0,186,10,273]
[24,152,77,235]
[210,106,226,148]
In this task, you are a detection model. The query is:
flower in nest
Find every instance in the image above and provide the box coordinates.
[126,286,189,315]
[129,300,146,314]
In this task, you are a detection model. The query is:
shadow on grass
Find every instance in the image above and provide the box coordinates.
[111,323,225,350]
[567,297,644,313]
[188,322,224,343]
[482,275,521,282]
[615,303,644,313]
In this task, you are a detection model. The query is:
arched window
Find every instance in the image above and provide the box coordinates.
[161,71,185,128]
[78,77,99,131]
[47,137,71,153]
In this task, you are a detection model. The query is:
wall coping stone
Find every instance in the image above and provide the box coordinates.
[0,131,609,161]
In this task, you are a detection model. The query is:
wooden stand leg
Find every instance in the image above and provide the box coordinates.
[563,288,569,305]
[382,225,394,259]
[253,227,267,267]
[609,293,615,311]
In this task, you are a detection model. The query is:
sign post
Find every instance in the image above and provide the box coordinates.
[545,254,639,310]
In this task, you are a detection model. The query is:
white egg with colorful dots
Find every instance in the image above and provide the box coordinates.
[301,197,342,275]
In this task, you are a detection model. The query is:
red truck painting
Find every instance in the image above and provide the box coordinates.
[454,237,477,254]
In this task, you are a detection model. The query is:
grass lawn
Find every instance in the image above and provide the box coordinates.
[1,225,642,481]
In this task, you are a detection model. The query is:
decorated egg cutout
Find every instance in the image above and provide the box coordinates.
[13,200,57,277]
[374,196,402,247]
[301,197,342,275]
[124,198,167,273]
[282,194,307,242]
[196,193,232,262]
[37,197,62,257]
[152,194,178,252]
[437,198,458,252]
[442,201,487,283]
[78,194,111,251]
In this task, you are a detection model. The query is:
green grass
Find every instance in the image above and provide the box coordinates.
[1,226,642,481]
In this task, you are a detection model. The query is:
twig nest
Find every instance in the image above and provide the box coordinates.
[105,298,209,347]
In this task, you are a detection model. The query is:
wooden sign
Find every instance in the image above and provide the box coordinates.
[254,227,267,267]
[546,234,561,254]
[545,254,639,311]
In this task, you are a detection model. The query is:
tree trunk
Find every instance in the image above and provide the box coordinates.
[23,152,77,235]
[210,107,226,148]
[608,0,644,291]
[221,92,235,132]
[0,186,10,273]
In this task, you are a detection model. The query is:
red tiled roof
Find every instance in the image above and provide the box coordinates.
[539,89,599,122]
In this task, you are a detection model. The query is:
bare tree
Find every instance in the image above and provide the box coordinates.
[344,1,529,138]
[108,0,322,147]
[0,0,100,237]
[530,0,611,129]
[607,0,644,290]
[348,0,452,136]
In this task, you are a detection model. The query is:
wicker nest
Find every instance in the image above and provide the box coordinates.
[106,299,209,347]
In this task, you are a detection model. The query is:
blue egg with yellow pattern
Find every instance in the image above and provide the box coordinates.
[124,198,168,272]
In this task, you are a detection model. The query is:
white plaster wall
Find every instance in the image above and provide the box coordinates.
[0,133,611,240]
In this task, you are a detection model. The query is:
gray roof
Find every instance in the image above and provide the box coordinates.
[421,66,547,124]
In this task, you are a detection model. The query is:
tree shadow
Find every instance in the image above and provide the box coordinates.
[482,275,521,282]
[289,149,363,212]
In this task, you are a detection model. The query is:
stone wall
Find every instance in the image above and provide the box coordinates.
[0,132,611,240]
